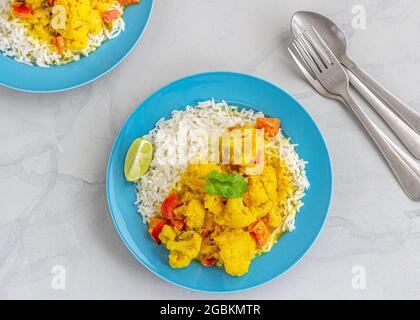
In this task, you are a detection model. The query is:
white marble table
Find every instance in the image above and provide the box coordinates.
[1,0,419,299]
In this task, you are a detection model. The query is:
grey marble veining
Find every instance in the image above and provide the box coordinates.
[1,0,419,299]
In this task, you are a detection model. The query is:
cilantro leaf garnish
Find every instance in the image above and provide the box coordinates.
[204,171,248,198]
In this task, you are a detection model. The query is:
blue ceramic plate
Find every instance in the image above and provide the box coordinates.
[107,72,332,293]
[0,0,153,92]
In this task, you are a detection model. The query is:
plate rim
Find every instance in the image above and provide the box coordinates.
[106,71,333,293]
[0,0,154,93]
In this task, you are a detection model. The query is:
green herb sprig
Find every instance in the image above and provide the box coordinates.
[204,171,248,198]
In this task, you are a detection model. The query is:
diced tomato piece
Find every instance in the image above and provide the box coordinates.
[118,0,140,5]
[148,218,169,245]
[12,4,32,18]
[256,118,280,138]
[161,192,180,220]
[202,257,216,267]
[47,0,54,6]
[170,218,185,232]
[101,9,121,24]
[249,220,270,247]
[54,35,65,53]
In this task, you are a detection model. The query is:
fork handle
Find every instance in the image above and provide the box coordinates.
[343,58,420,134]
[341,91,420,201]
[347,69,420,160]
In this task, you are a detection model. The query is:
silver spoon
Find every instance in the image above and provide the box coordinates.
[291,11,420,153]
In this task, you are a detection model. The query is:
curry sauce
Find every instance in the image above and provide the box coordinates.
[148,120,299,277]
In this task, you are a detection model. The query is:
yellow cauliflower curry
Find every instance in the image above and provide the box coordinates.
[148,118,300,277]
[10,0,139,57]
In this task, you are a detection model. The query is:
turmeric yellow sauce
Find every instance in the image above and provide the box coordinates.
[148,120,299,277]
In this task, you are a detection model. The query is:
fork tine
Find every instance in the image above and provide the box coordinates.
[311,27,341,66]
[291,41,316,79]
[302,31,331,69]
[293,39,321,76]
[296,34,323,73]
[305,30,332,68]
[288,45,316,81]
[289,45,345,101]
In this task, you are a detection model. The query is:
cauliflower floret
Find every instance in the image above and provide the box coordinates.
[244,176,268,207]
[165,231,202,269]
[244,165,278,208]
[216,198,258,228]
[158,225,177,245]
[168,251,194,268]
[215,229,256,276]
[185,199,206,229]
[204,195,224,216]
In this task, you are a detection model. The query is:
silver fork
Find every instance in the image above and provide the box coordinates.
[288,28,420,201]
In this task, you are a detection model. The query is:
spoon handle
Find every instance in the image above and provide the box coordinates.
[341,91,420,201]
[346,69,420,159]
[343,59,420,134]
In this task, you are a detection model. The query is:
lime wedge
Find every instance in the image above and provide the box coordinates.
[124,138,153,182]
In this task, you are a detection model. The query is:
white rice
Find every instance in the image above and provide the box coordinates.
[0,0,125,67]
[136,99,309,236]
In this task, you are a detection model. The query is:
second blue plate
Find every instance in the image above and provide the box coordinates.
[0,0,153,92]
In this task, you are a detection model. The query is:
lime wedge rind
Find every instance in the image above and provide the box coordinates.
[124,138,153,182]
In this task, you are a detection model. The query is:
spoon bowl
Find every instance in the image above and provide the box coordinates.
[291,11,348,62]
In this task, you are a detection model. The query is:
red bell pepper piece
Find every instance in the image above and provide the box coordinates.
[54,35,65,53]
[160,192,180,220]
[256,118,280,138]
[202,257,216,267]
[12,4,32,19]
[101,9,121,24]
[249,220,270,247]
[170,218,185,232]
[148,218,168,245]
[119,0,140,5]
